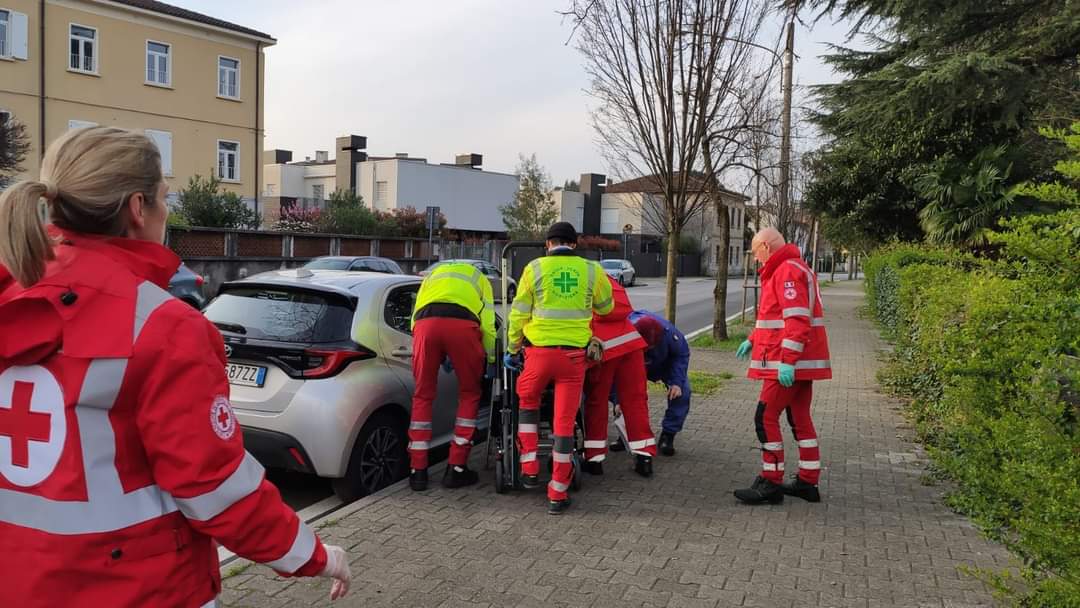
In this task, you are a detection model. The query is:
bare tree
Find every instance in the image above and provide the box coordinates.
[566,0,771,322]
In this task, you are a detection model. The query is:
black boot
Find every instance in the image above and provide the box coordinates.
[734,476,784,504]
[548,496,572,515]
[521,473,541,489]
[659,432,676,456]
[410,468,428,491]
[634,455,653,478]
[781,476,821,502]
[609,440,626,452]
[582,461,604,475]
[442,465,479,488]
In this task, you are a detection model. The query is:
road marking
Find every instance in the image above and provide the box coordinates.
[684,306,756,341]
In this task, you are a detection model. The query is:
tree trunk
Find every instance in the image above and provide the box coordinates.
[665,222,680,323]
[704,146,729,341]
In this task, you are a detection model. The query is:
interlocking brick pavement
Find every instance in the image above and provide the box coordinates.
[222,281,1012,607]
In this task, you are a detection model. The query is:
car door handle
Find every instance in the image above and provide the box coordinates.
[391,347,413,358]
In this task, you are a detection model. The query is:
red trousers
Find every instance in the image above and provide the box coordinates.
[516,346,586,501]
[756,380,821,484]
[410,317,485,469]
[583,349,656,460]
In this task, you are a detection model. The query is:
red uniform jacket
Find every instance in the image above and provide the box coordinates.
[748,244,832,381]
[0,229,326,608]
[591,276,647,361]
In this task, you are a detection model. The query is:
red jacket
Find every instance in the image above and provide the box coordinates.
[0,229,327,608]
[591,276,647,361]
[748,244,832,381]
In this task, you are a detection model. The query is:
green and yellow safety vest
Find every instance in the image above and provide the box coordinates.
[507,250,613,351]
[412,262,496,362]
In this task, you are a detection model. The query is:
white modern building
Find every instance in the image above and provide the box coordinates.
[262,136,518,234]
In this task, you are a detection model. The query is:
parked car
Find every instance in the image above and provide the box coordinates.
[202,268,494,502]
[167,263,207,309]
[419,259,517,301]
[302,256,404,274]
[601,259,636,286]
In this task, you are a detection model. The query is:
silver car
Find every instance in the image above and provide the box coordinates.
[601,259,636,286]
[202,269,492,502]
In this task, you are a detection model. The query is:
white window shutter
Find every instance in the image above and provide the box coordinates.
[145,130,173,176]
[12,12,29,60]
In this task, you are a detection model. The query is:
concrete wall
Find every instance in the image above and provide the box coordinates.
[554,190,586,232]
[0,0,270,202]
[356,158,518,232]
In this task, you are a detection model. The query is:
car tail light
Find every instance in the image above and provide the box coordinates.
[195,274,205,287]
[301,347,375,379]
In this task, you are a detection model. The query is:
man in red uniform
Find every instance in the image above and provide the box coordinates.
[734,227,831,504]
[582,275,656,477]
[0,229,348,606]
[408,261,497,491]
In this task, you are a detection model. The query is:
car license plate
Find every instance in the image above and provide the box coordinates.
[227,363,267,388]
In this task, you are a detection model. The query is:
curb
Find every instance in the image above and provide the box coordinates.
[684,306,755,341]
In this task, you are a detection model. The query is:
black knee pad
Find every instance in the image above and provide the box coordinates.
[785,407,799,440]
[754,401,768,443]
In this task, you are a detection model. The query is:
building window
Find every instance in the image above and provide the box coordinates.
[218,56,239,99]
[68,119,97,130]
[217,140,239,182]
[69,24,97,73]
[265,183,276,196]
[146,41,170,86]
[374,181,388,207]
[312,184,324,201]
[0,10,9,57]
[0,110,9,125]
[145,129,173,176]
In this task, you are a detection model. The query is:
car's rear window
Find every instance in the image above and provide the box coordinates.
[303,259,351,270]
[204,287,354,343]
[601,260,622,269]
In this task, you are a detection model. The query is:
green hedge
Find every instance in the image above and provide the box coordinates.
[865,214,1080,606]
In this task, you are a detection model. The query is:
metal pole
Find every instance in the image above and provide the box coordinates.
[778,21,795,240]
[741,250,749,323]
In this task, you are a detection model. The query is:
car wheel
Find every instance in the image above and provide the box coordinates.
[332,411,407,503]
[628,273,635,287]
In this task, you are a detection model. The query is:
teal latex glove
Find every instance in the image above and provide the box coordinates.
[777,363,796,387]
[735,339,753,360]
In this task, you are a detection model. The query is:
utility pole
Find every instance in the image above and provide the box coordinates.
[778,20,795,241]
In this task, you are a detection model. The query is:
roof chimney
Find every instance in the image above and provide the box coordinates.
[335,135,368,193]
[315,150,329,163]
[455,153,483,169]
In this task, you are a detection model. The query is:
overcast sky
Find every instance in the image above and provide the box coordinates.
[177,1,859,189]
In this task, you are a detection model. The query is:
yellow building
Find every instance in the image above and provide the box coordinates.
[0,0,274,207]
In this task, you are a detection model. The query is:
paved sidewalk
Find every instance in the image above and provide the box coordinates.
[221,281,1011,608]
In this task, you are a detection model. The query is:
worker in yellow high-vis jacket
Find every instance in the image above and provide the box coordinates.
[409,261,496,491]
[505,222,613,514]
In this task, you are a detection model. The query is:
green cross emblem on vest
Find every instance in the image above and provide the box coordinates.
[553,271,578,294]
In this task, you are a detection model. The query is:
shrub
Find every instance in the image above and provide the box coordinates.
[272,206,321,233]
[174,174,260,229]
[864,228,1080,604]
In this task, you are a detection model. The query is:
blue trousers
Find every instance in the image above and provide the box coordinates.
[661,380,692,435]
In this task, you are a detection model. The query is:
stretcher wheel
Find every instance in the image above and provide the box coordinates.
[570,455,582,491]
[494,458,506,494]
